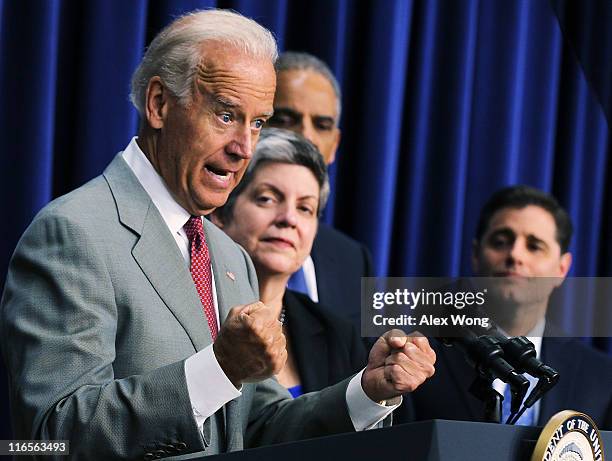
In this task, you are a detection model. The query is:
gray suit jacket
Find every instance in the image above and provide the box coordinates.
[0,155,353,460]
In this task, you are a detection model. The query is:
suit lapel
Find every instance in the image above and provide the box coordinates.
[104,154,212,351]
[539,337,576,423]
[284,291,328,392]
[105,155,249,449]
[132,206,213,350]
[203,219,249,324]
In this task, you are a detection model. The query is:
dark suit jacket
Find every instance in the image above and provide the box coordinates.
[396,335,612,429]
[284,290,367,393]
[311,223,373,329]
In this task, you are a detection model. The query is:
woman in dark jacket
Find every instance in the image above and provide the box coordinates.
[213,128,366,397]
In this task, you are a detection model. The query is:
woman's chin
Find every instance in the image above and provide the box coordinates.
[255,257,300,279]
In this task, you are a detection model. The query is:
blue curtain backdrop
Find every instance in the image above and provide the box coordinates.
[0,0,610,437]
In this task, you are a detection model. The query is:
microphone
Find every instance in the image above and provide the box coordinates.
[443,311,559,423]
[494,335,559,385]
[495,336,559,423]
[429,278,560,423]
[469,320,560,384]
[442,330,530,417]
[447,303,559,381]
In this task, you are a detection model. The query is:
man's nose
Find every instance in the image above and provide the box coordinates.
[507,241,526,266]
[228,125,253,159]
[299,120,319,150]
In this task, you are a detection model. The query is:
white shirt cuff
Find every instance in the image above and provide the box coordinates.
[346,369,401,431]
[185,345,242,430]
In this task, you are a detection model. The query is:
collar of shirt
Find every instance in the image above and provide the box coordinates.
[526,317,545,358]
[122,137,192,262]
[301,255,319,302]
[497,316,545,357]
[121,137,220,326]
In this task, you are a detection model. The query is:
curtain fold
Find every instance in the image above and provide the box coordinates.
[341,0,414,275]
[1,0,60,235]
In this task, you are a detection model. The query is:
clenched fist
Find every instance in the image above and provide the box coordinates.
[214,301,287,387]
[362,330,436,402]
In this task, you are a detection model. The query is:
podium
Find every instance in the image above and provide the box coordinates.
[207,420,612,460]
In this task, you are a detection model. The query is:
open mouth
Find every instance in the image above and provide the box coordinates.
[205,165,233,184]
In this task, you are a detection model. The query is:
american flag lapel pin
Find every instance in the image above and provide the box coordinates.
[226,270,236,281]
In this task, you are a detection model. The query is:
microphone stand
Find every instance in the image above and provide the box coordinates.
[460,316,561,424]
[443,334,530,423]
[469,371,503,423]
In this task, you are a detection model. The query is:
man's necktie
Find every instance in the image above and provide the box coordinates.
[184,216,218,341]
[287,268,309,297]
[501,374,537,425]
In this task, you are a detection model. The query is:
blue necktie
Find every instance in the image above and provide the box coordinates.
[287,268,309,296]
[502,374,537,425]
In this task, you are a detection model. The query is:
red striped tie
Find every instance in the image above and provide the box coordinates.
[184,216,218,341]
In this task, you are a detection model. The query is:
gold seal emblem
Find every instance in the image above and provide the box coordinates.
[532,411,605,461]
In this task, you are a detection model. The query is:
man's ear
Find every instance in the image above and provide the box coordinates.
[559,252,572,279]
[550,251,572,289]
[145,76,168,130]
[471,239,481,274]
[326,128,341,165]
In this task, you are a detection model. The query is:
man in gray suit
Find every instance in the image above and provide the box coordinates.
[0,9,435,460]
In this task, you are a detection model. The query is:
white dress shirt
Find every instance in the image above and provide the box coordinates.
[121,138,396,434]
[300,255,320,302]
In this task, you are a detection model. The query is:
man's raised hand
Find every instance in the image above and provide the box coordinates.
[362,330,436,402]
[214,302,287,387]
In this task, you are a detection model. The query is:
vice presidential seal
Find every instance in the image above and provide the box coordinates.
[531,411,605,461]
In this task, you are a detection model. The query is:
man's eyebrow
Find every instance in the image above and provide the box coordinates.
[313,115,336,124]
[527,234,549,246]
[272,107,301,117]
[486,228,515,241]
[212,94,273,118]
[489,227,514,236]
[213,94,239,109]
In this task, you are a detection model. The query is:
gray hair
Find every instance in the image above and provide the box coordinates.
[275,51,342,120]
[130,9,278,116]
[217,128,330,222]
